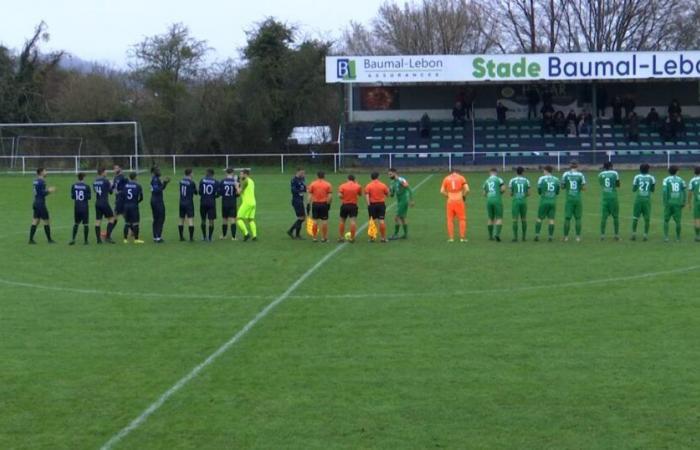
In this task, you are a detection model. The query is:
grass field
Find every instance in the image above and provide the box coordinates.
[1,167,699,450]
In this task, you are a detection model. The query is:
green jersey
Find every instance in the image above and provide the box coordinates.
[537,174,560,202]
[663,175,686,206]
[599,170,620,200]
[240,177,256,205]
[561,170,586,200]
[390,176,412,202]
[509,176,530,201]
[482,175,504,202]
[632,173,656,201]
[690,176,700,205]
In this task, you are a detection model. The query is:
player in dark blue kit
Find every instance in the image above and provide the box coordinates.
[287,167,307,239]
[219,168,239,240]
[69,173,92,245]
[93,167,116,244]
[199,168,219,241]
[150,166,170,243]
[29,167,56,244]
[122,172,144,244]
[178,168,197,242]
[113,165,128,235]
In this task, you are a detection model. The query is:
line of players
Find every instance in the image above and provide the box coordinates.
[475,162,700,243]
[29,165,258,244]
[286,168,414,243]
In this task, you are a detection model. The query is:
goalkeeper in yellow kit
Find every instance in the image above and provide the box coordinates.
[237,169,257,241]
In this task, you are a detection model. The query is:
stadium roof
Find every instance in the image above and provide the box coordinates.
[326,51,700,84]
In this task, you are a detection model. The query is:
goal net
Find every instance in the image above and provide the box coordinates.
[0,121,139,173]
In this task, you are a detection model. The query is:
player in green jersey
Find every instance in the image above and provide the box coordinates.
[508,166,530,242]
[237,169,257,241]
[689,166,700,241]
[662,165,686,242]
[482,168,505,241]
[599,161,621,240]
[388,168,414,240]
[534,165,560,242]
[631,163,656,241]
[561,161,586,242]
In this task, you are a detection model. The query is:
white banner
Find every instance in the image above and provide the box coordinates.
[326,51,700,83]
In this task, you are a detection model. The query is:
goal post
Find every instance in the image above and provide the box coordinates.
[0,121,139,173]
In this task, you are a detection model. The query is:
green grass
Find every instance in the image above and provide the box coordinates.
[1,168,699,449]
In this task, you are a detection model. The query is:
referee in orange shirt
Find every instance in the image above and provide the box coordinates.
[338,174,363,242]
[364,172,390,243]
[307,171,333,242]
[441,169,470,242]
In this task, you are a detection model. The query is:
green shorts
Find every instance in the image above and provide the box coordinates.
[538,202,556,220]
[601,198,619,218]
[511,200,527,219]
[664,204,683,222]
[486,201,503,220]
[238,203,256,220]
[633,200,651,220]
[396,200,409,218]
[564,199,582,220]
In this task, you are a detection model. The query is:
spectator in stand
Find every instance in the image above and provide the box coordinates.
[496,102,509,125]
[452,101,466,126]
[596,86,608,117]
[540,104,555,134]
[554,111,567,134]
[612,96,623,125]
[626,112,640,142]
[623,95,636,119]
[566,110,578,136]
[578,110,593,135]
[670,113,685,140]
[645,107,660,130]
[668,99,682,118]
[527,87,540,119]
[419,113,431,139]
[662,116,676,141]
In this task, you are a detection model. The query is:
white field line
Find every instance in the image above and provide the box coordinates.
[99,174,434,450]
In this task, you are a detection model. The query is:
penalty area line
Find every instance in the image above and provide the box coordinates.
[99,174,433,450]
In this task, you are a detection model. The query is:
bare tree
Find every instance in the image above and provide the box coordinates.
[342,0,498,55]
[488,0,566,52]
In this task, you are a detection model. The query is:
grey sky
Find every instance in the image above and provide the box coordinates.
[2,0,383,66]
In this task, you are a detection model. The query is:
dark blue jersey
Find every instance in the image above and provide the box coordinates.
[93,177,112,203]
[179,178,197,205]
[219,177,239,206]
[150,176,169,203]
[33,178,49,204]
[113,173,127,201]
[291,176,306,202]
[199,177,219,205]
[123,181,143,205]
[71,182,92,208]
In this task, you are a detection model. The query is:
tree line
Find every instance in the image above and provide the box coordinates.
[2,1,700,155]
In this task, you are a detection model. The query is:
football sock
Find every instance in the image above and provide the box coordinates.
[394,224,400,235]
[563,219,571,237]
[188,226,195,240]
[548,224,554,237]
[402,224,408,237]
[663,221,670,238]
[632,218,639,233]
[644,218,650,235]
[495,224,502,238]
[249,221,257,238]
[208,225,214,240]
[676,221,681,239]
[83,225,89,243]
[123,224,130,239]
[237,220,248,236]
[535,221,542,235]
[521,220,527,239]
[72,224,78,241]
[613,216,620,235]
[222,224,228,237]
[44,225,52,241]
[350,223,356,239]
[95,226,102,241]
[575,219,582,236]
[29,224,37,241]
[200,224,206,239]
[178,225,184,240]
[231,224,237,238]
[106,222,115,238]
[131,224,140,240]
[488,224,493,238]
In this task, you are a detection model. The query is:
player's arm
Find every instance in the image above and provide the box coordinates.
[440,184,448,198]
[138,187,144,203]
[632,177,639,192]
[162,177,170,188]
[462,183,470,199]
[326,187,332,205]
[615,174,621,188]
[499,180,505,194]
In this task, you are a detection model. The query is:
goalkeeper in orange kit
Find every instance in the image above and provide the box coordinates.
[441,169,470,242]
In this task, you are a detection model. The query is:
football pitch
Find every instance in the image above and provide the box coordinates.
[1,168,699,449]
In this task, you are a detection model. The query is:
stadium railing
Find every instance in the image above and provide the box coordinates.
[0,150,697,175]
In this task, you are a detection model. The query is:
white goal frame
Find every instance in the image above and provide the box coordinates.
[0,121,139,170]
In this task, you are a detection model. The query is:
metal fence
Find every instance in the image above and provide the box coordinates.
[0,150,698,175]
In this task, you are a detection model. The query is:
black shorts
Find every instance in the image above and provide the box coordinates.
[179,203,195,219]
[74,207,89,225]
[340,203,358,219]
[95,202,114,220]
[124,204,140,223]
[368,203,386,220]
[292,200,305,218]
[222,202,237,219]
[32,202,49,220]
[115,198,125,215]
[312,202,330,220]
[200,203,217,221]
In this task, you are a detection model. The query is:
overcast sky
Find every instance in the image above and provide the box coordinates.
[2,0,383,67]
